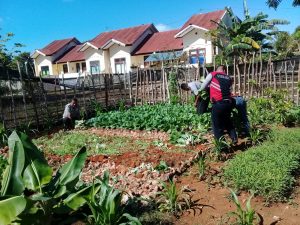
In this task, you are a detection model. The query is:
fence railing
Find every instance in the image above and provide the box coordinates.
[0,58,299,129]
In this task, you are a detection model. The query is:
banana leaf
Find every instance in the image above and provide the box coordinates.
[0,131,25,196]
[0,196,26,225]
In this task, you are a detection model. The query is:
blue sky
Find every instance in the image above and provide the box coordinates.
[0,0,299,53]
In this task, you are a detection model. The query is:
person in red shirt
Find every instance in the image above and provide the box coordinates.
[198,65,237,143]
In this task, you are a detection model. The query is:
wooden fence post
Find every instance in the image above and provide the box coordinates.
[17,61,28,123]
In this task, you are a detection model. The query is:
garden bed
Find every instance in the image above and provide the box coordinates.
[33,128,211,198]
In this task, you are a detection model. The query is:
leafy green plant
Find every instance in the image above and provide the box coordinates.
[248,89,298,126]
[157,179,191,216]
[224,128,300,201]
[197,152,206,180]
[86,171,141,225]
[0,196,27,225]
[211,137,230,160]
[154,161,169,172]
[0,122,8,147]
[86,104,208,134]
[0,131,94,225]
[228,189,261,225]
[248,128,263,145]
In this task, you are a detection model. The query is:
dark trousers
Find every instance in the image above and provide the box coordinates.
[63,117,75,130]
[196,97,210,114]
[211,101,237,141]
[234,97,250,135]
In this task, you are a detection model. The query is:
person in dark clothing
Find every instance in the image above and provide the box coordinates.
[63,98,80,130]
[180,82,210,114]
[198,66,237,143]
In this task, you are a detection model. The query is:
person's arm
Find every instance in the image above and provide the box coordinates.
[199,73,212,91]
[194,95,200,107]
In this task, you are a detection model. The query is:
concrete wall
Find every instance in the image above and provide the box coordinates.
[131,55,145,68]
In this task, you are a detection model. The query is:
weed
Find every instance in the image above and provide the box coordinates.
[227,189,261,225]
[211,137,230,160]
[157,179,192,217]
[154,161,169,172]
[197,152,206,180]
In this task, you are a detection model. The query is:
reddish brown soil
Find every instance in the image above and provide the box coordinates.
[175,165,300,225]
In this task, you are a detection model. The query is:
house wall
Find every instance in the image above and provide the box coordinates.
[131,55,145,67]
[182,29,213,64]
[54,61,86,74]
[109,45,132,73]
[84,48,105,73]
[34,55,54,76]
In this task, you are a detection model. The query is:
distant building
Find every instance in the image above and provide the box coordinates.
[31,9,231,76]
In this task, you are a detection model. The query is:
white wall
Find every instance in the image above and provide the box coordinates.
[84,47,105,73]
[182,29,213,64]
[109,45,132,73]
[34,55,53,75]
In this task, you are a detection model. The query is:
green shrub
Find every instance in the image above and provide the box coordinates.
[224,128,300,201]
[86,104,210,132]
[248,89,299,126]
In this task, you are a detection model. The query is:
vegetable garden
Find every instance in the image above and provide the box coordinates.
[0,89,300,224]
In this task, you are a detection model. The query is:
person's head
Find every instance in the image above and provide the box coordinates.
[180,83,190,91]
[216,65,226,73]
[71,98,78,107]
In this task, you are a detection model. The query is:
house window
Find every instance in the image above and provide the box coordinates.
[189,48,206,65]
[115,58,126,74]
[63,64,68,73]
[41,66,50,76]
[76,63,80,73]
[82,62,86,72]
[90,61,100,75]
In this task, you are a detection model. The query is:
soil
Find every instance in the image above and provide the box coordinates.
[1,127,299,225]
[174,164,300,225]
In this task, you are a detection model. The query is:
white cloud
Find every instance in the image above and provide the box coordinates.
[155,23,172,32]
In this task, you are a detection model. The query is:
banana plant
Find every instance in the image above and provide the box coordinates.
[0,196,26,225]
[0,131,96,225]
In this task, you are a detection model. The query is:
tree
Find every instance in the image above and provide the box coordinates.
[274,31,295,58]
[209,0,289,63]
[266,0,300,9]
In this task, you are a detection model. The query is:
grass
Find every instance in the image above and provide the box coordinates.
[33,130,189,156]
[223,127,300,201]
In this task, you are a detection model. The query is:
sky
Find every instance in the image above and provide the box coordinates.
[0,0,299,53]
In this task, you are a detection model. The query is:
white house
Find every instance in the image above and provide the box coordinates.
[31,38,81,76]
[31,9,232,76]
[79,24,158,74]
[175,9,231,65]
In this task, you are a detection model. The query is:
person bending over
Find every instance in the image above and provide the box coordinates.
[180,81,210,114]
[198,66,237,143]
[63,98,80,130]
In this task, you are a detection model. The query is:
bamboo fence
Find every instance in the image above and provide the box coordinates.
[0,57,299,129]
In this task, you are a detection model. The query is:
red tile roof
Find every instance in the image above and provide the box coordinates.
[39,37,80,56]
[134,30,183,55]
[55,44,85,63]
[90,24,157,48]
[180,9,226,31]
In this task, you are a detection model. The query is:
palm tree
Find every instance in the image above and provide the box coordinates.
[266,0,300,9]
